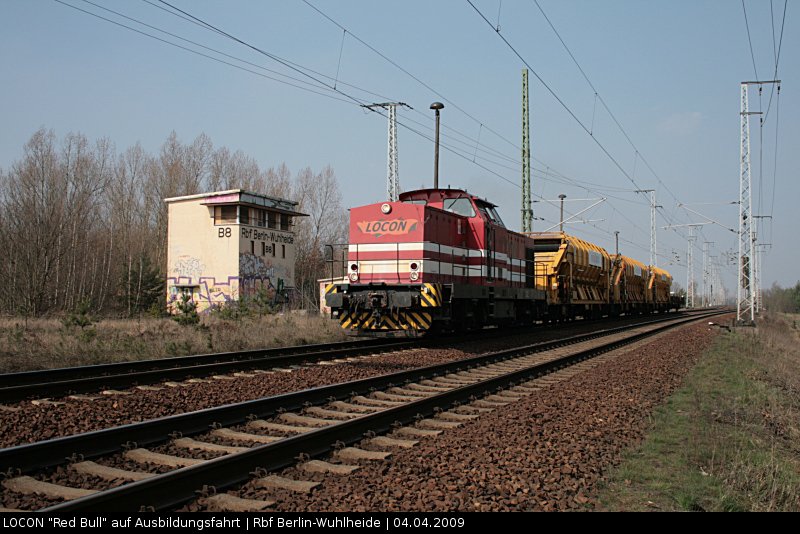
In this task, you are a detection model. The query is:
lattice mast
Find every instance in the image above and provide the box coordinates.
[521,69,533,233]
[387,104,399,201]
[361,102,411,201]
[664,222,710,309]
[702,241,713,307]
[736,80,779,321]
[738,83,755,323]
[635,189,660,268]
[751,215,772,313]
[687,226,696,308]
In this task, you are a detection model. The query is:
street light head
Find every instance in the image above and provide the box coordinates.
[558,194,567,200]
[430,102,444,111]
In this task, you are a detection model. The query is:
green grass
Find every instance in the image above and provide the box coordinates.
[597,315,800,512]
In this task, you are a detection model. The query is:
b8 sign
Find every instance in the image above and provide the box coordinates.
[218,227,232,238]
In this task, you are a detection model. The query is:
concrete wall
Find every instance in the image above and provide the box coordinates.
[166,200,241,312]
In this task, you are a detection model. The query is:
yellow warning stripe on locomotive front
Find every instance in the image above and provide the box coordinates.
[406,312,431,330]
[325,283,338,295]
[340,311,369,330]
[420,283,442,307]
[338,310,431,331]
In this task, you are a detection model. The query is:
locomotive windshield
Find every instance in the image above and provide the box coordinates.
[443,197,476,218]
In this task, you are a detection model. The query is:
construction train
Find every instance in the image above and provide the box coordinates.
[324,187,681,334]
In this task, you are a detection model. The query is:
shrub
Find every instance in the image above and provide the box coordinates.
[172,293,199,326]
[62,299,96,330]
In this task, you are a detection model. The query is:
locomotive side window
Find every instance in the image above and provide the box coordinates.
[443,198,475,218]
[489,208,506,228]
[403,199,427,205]
[475,201,506,228]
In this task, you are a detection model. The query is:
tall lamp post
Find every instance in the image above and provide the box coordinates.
[430,102,444,189]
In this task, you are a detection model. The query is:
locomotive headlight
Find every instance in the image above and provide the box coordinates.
[409,262,419,271]
[380,203,392,214]
[350,263,359,272]
[349,272,359,282]
[409,271,419,281]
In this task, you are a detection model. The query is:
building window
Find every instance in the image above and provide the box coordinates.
[214,205,237,224]
[239,206,249,225]
[272,244,276,257]
[282,244,286,258]
[256,209,266,227]
[261,242,266,256]
[268,211,277,229]
[280,214,291,231]
[250,241,255,255]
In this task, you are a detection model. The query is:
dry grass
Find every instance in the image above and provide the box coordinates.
[0,312,348,373]
[597,313,800,511]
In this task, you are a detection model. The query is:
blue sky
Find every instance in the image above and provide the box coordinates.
[1,0,796,291]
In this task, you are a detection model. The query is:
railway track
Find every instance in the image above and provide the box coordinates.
[0,309,724,512]
[0,338,414,404]
[0,311,700,404]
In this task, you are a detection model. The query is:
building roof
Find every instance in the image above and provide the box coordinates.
[164,189,307,216]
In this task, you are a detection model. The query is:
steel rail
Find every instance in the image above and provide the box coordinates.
[0,338,394,388]
[0,338,415,403]
[38,310,725,512]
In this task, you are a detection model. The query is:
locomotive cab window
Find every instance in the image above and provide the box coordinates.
[402,199,427,205]
[475,202,506,228]
[443,198,475,218]
[475,201,506,228]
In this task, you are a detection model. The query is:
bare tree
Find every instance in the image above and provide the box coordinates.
[292,165,347,308]
[0,129,345,316]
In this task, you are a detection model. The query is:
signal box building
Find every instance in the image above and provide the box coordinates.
[165,190,307,313]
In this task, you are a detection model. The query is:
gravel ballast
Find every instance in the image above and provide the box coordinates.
[0,317,667,449]
[245,319,722,512]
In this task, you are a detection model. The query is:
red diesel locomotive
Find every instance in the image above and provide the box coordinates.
[324,187,677,334]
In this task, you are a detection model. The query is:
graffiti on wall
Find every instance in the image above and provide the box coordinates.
[166,275,240,313]
[239,253,288,300]
[166,255,291,313]
[173,257,204,279]
[239,254,276,279]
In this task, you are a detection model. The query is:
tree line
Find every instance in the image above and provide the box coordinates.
[0,128,347,317]
[763,282,800,314]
